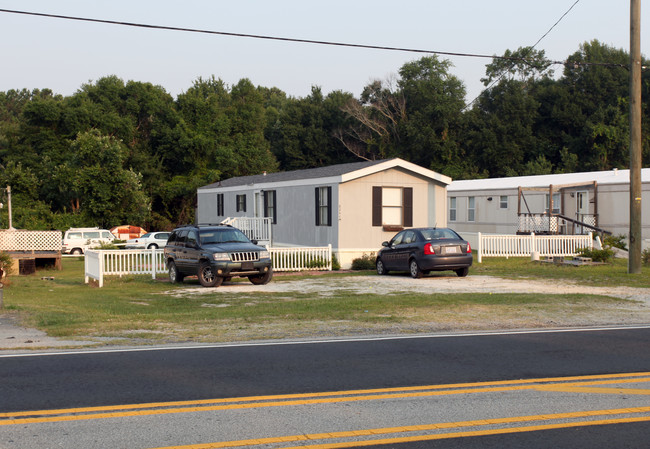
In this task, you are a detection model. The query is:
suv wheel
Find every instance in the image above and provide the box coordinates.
[198,261,223,287]
[249,269,273,285]
[168,261,184,284]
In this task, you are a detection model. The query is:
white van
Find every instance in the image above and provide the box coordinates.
[62,227,116,254]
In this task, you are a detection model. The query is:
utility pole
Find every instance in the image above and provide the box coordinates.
[629,0,642,273]
[6,186,13,231]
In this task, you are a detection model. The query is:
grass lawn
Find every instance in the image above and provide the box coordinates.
[1,256,648,345]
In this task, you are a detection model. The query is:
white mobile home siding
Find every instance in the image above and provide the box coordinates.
[448,169,650,247]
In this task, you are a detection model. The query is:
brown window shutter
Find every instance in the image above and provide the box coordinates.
[372,186,382,226]
[403,187,413,227]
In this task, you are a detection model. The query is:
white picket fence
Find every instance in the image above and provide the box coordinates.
[85,249,166,287]
[84,245,332,287]
[271,244,332,272]
[477,232,594,263]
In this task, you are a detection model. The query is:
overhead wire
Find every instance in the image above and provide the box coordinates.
[0,6,629,99]
[463,0,582,110]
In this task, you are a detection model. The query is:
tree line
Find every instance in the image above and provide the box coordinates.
[0,39,648,231]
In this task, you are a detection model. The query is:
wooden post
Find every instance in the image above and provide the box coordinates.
[629,0,642,273]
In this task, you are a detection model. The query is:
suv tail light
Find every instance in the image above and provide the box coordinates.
[424,243,436,255]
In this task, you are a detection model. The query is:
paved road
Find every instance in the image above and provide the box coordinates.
[1,327,649,448]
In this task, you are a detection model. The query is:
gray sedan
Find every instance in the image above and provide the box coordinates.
[376,227,473,278]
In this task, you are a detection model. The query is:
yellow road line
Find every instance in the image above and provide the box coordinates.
[150,409,650,449]
[537,385,650,395]
[2,372,649,426]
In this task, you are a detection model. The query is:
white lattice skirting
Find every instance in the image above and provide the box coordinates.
[0,230,63,251]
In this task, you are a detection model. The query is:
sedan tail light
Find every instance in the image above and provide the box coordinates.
[467,243,472,254]
[424,243,436,255]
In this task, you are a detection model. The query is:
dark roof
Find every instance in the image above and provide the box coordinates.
[199,159,390,189]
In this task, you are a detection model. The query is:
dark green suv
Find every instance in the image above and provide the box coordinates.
[164,224,273,287]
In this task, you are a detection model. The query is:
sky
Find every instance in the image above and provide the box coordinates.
[0,1,647,103]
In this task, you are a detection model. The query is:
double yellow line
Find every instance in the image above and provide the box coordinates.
[2,372,649,447]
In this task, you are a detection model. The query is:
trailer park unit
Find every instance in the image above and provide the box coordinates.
[447,168,650,246]
[197,158,451,268]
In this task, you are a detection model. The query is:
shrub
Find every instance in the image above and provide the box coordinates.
[97,241,120,250]
[642,248,650,266]
[305,257,328,269]
[603,234,628,251]
[331,253,341,271]
[351,253,376,270]
[576,247,615,263]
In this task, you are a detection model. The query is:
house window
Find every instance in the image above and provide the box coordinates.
[263,190,277,224]
[216,194,224,216]
[236,194,246,213]
[468,196,475,222]
[382,187,402,225]
[545,193,560,214]
[449,197,457,221]
[499,195,508,209]
[315,186,332,226]
[372,186,413,228]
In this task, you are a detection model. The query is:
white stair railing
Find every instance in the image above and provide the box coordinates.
[221,217,273,244]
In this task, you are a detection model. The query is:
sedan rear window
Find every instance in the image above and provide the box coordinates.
[421,228,460,240]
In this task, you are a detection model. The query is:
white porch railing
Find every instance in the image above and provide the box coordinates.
[221,217,272,244]
[84,245,332,286]
[85,249,165,287]
[270,245,332,272]
[477,232,593,263]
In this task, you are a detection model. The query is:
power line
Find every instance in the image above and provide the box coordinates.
[0,7,613,67]
[0,7,628,88]
[464,0,582,110]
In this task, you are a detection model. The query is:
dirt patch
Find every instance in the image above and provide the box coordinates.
[167,274,650,304]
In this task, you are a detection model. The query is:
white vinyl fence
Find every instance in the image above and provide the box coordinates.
[85,249,165,287]
[84,245,332,286]
[477,232,594,263]
[270,244,332,272]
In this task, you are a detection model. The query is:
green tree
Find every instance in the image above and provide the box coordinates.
[61,130,151,227]
[267,86,356,170]
[396,56,467,175]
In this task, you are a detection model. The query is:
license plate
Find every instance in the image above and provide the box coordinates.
[444,246,459,254]
[241,262,254,270]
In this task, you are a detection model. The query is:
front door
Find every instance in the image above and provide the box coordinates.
[576,191,588,233]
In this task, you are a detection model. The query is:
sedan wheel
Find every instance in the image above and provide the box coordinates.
[455,267,469,277]
[198,262,223,287]
[148,244,158,249]
[409,259,423,279]
[376,259,389,275]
